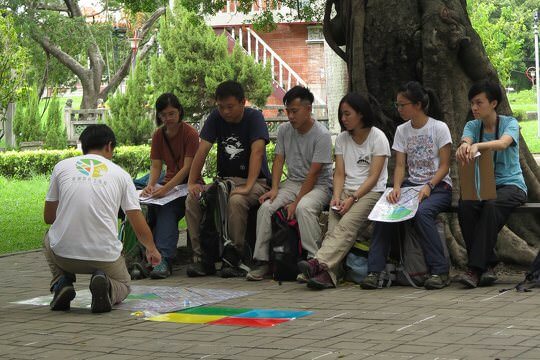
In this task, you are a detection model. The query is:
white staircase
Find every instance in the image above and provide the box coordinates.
[226,26,326,106]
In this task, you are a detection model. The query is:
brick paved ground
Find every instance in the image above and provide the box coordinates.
[1,249,540,360]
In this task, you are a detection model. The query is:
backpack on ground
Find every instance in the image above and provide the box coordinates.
[501,250,540,292]
[384,219,449,288]
[269,207,304,282]
[120,205,153,279]
[199,179,234,264]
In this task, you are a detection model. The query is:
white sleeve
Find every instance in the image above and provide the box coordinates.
[45,165,60,202]
[334,132,344,155]
[372,128,391,156]
[392,125,406,153]
[436,121,452,148]
[121,173,141,212]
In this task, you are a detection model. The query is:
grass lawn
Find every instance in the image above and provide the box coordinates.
[0,175,49,254]
[520,120,540,153]
[0,174,188,255]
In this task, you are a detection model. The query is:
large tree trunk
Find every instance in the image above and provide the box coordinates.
[324,0,540,267]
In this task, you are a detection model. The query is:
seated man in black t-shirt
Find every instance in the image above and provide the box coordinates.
[185,81,271,277]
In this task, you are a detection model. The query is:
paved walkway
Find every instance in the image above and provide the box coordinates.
[1,250,540,360]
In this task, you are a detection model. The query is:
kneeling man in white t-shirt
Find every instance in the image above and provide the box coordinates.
[43,124,161,313]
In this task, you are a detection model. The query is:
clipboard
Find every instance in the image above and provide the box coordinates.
[458,150,497,201]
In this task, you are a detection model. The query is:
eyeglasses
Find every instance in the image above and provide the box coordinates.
[394,102,412,109]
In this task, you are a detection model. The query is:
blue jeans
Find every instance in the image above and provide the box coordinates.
[149,196,186,262]
[368,182,452,275]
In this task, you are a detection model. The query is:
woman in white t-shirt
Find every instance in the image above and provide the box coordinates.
[297,93,390,289]
[361,81,452,290]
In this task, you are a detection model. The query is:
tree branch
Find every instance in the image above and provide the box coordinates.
[35,3,69,12]
[99,7,166,100]
[31,32,88,81]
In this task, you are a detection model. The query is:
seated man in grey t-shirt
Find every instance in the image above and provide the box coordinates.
[247,86,333,281]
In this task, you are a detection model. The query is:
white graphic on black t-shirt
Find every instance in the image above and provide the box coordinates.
[223,136,244,160]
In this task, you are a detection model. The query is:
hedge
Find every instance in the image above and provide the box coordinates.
[0,142,277,180]
[0,146,151,179]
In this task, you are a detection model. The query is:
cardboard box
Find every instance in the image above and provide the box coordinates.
[458,150,497,200]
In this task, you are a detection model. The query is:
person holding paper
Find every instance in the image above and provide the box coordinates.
[361,81,452,290]
[296,93,390,289]
[140,93,200,279]
[456,80,527,288]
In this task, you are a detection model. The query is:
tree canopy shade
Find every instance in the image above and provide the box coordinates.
[1,0,165,109]
[0,12,28,111]
[322,0,540,266]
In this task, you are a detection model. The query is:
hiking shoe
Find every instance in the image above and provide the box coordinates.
[50,275,76,311]
[307,271,335,290]
[460,268,480,289]
[246,262,269,281]
[296,272,308,283]
[220,265,248,278]
[479,268,498,287]
[360,272,381,290]
[150,259,171,279]
[186,261,216,277]
[89,271,112,313]
[424,274,450,290]
[298,258,321,279]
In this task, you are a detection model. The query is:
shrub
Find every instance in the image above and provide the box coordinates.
[107,60,155,146]
[0,145,151,179]
[13,86,44,144]
[43,94,67,149]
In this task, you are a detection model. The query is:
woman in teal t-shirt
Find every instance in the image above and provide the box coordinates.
[456,79,527,289]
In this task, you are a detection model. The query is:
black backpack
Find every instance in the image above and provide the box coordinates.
[199,179,234,264]
[502,250,540,292]
[270,207,304,282]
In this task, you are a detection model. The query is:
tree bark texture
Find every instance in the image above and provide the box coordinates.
[324,0,540,267]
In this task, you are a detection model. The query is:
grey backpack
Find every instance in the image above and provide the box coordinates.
[381,220,448,288]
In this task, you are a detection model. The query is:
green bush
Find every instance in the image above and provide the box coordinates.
[13,86,44,144]
[43,94,67,149]
[0,145,151,179]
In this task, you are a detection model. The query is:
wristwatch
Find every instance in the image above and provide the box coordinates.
[427,182,435,190]
[350,194,359,203]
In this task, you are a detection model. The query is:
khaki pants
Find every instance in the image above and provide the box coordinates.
[316,190,381,286]
[186,177,270,262]
[254,180,331,261]
[43,233,131,304]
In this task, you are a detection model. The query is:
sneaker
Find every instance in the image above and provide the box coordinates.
[296,272,308,283]
[89,271,112,313]
[297,259,321,280]
[220,263,248,278]
[479,268,498,287]
[424,273,450,290]
[50,274,76,311]
[222,244,241,268]
[360,272,381,290]
[307,271,335,290]
[460,268,480,289]
[246,262,269,281]
[186,261,216,277]
[150,259,171,279]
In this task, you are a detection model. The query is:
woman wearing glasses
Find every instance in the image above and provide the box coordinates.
[361,81,453,290]
[141,93,200,279]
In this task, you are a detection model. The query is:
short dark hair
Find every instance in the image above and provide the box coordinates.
[215,80,245,102]
[79,124,116,154]
[468,79,502,108]
[338,93,375,130]
[398,81,442,120]
[155,93,184,126]
[283,86,314,106]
